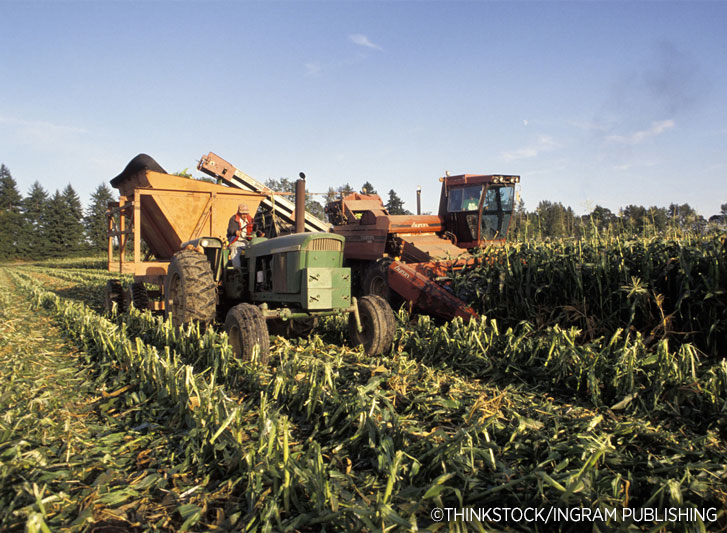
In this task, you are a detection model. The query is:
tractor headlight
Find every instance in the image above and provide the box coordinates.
[201,239,209,247]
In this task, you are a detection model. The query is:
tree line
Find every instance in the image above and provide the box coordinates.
[510,198,727,240]
[2,161,724,260]
[0,164,114,260]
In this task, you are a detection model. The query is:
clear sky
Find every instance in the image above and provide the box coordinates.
[1,1,726,217]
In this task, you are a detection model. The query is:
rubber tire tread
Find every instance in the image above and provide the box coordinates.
[225,303,270,364]
[129,282,150,310]
[349,295,396,356]
[164,250,217,327]
[105,279,124,314]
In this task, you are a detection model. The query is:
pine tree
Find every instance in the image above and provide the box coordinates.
[43,185,86,255]
[338,183,355,198]
[22,182,50,255]
[385,189,410,215]
[361,181,377,195]
[0,164,24,259]
[61,184,86,252]
[44,191,67,255]
[84,183,115,251]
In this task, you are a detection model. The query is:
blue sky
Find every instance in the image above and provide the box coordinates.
[1,1,726,217]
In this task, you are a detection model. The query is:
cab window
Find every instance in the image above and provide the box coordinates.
[480,185,515,240]
[447,185,482,212]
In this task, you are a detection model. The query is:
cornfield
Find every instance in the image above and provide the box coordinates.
[1,233,725,531]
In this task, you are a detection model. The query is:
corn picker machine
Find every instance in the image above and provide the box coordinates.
[196,152,520,322]
[105,155,395,362]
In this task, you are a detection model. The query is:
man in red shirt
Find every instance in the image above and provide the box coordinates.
[227,203,254,266]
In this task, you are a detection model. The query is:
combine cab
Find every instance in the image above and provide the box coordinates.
[438,174,519,247]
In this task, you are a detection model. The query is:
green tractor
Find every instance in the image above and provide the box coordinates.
[164,232,395,362]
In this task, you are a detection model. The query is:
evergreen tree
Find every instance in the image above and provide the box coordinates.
[42,185,86,255]
[361,181,377,195]
[385,189,410,215]
[62,184,86,251]
[338,183,355,198]
[85,183,115,251]
[44,190,67,255]
[22,182,50,255]
[0,164,24,259]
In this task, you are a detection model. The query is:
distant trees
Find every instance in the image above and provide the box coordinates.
[263,177,326,222]
[85,184,115,250]
[1,159,724,261]
[534,201,576,237]
[385,189,411,215]
[509,195,718,241]
[22,182,50,255]
[0,163,118,260]
[0,165,24,259]
[361,181,377,195]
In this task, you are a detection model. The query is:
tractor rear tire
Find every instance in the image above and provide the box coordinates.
[128,282,150,311]
[349,295,395,356]
[225,303,270,364]
[104,279,124,314]
[164,250,217,328]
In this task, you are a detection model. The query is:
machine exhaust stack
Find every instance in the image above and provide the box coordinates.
[295,173,306,234]
[416,186,422,215]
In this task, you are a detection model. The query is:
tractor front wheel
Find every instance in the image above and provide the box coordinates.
[349,295,395,356]
[225,303,270,364]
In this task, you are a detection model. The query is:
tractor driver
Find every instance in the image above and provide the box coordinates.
[227,203,254,267]
[463,188,481,211]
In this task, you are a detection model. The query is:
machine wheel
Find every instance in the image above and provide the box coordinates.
[164,250,217,328]
[104,279,124,314]
[362,260,403,310]
[362,260,392,300]
[128,282,150,311]
[349,295,395,356]
[225,303,270,364]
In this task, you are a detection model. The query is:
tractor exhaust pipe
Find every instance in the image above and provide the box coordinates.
[416,185,422,215]
[295,172,306,233]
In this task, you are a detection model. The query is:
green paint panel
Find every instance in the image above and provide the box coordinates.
[302,267,351,310]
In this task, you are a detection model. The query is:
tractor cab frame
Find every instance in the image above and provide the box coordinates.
[438,174,520,248]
